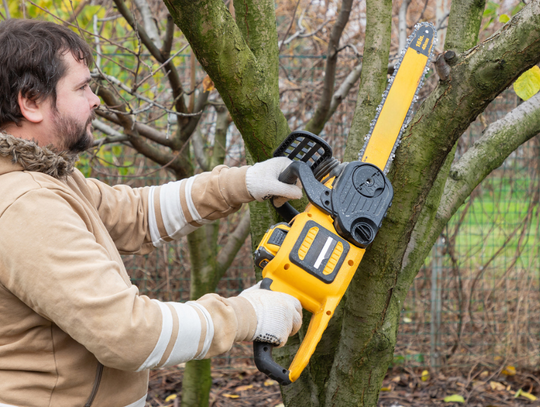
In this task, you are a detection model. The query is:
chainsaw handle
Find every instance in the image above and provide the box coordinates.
[273,162,300,222]
[274,161,333,222]
[253,342,292,385]
[253,278,292,385]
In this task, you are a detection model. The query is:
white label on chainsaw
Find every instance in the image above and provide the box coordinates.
[314,237,334,269]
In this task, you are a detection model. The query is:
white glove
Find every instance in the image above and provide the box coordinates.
[245,157,303,207]
[239,282,302,347]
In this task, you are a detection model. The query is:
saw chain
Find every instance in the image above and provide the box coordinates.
[252,23,437,385]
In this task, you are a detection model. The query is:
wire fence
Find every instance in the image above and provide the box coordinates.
[85,57,540,373]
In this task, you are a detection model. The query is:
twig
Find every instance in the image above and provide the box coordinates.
[399,0,412,52]
[25,0,139,56]
[134,44,190,89]
[336,43,361,58]
[409,0,429,28]
[67,0,89,24]
[278,0,302,54]
[2,0,10,19]
[93,71,202,117]
[133,0,162,49]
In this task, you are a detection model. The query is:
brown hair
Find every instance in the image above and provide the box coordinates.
[0,19,93,128]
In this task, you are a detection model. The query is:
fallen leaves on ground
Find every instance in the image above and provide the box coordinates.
[145,365,540,406]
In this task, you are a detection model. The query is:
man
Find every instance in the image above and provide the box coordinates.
[0,19,302,407]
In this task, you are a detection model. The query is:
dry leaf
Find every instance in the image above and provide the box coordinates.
[443,394,465,403]
[479,371,489,379]
[164,394,177,402]
[235,385,254,392]
[489,381,506,391]
[391,375,401,383]
[515,389,537,401]
[381,386,392,392]
[264,379,278,386]
[203,75,215,92]
[501,366,516,376]
[421,370,430,382]
[224,393,240,398]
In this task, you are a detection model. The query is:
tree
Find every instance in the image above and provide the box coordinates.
[162,0,540,405]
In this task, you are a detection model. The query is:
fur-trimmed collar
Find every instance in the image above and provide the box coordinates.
[0,132,77,179]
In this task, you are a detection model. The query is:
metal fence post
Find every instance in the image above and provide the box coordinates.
[430,236,443,368]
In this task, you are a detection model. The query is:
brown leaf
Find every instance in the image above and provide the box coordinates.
[235,384,254,392]
[203,75,215,92]
[489,381,506,391]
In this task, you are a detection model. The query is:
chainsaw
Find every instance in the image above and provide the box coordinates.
[253,23,437,385]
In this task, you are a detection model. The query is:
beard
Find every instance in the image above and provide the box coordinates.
[52,110,95,154]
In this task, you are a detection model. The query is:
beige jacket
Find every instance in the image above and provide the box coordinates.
[0,134,257,407]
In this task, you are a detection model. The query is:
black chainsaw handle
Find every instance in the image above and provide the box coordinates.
[253,278,293,385]
[274,161,333,222]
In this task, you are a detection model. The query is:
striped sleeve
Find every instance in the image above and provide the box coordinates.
[136,295,257,371]
[148,165,253,247]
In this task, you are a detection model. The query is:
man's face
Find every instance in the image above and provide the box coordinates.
[48,53,100,153]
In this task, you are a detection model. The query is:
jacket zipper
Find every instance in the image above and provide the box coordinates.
[84,362,104,407]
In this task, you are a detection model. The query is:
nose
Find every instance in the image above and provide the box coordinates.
[89,88,100,110]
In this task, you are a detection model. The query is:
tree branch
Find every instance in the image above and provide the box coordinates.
[91,119,130,146]
[326,61,362,122]
[97,87,189,175]
[215,209,251,281]
[445,0,487,52]
[305,0,354,135]
[112,0,188,115]
[161,14,175,57]
[401,92,540,293]
[398,0,412,53]
[133,0,162,49]
[234,0,281,101]
[343,0,392,162]
[96,108,176,147]
[192,127,209,171]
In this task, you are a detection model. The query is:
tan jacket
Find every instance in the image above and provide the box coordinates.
[0,134,257,407]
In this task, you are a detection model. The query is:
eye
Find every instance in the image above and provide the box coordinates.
[80,84,88,91]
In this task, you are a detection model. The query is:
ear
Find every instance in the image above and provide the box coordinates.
[17,92,45,124]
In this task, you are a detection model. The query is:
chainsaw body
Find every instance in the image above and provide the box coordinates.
[253,132,393,384]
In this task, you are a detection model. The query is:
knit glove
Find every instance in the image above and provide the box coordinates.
[245,157,303,208]
[239,282,302,347]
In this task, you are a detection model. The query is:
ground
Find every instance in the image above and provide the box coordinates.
[146,362,540,406]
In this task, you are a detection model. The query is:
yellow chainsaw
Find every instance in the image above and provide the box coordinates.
[253,23,437,385]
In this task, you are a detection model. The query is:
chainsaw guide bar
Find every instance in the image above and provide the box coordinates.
[359,22,437,174]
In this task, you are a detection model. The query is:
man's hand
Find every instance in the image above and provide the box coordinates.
[239,282,302,347]
[245,157,303,207]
